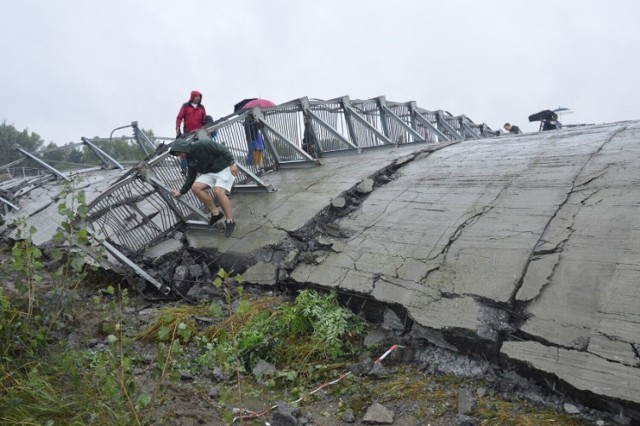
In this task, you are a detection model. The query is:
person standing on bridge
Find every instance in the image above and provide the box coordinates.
[169,138,239,237]
[175,90,207,174]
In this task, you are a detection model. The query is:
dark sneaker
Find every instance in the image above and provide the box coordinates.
[224,220,236,237]
[209,211,224,226]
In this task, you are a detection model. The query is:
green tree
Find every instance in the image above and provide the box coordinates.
[0,120,45,164]
[67,147,84,164]
[44,141,66,165]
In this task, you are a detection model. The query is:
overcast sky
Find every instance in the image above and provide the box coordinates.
[1,0,639,145]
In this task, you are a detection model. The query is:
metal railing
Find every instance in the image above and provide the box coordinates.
[3,95,497,292]
[199,96,497,165]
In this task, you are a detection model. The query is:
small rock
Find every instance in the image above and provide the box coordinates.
[180,371,195,381]
[455,414,479,426]
[208,387,220,399]
[356,178,374,194]
[362,402,394,424]
[331,197,346,208]
[563,403,580,414]
[252,359,276,377]
[458,387,477,415]
[348,358,373,376]
[188,264,203,279]
[363,328,386,347]
[271,403,299,426]
[368,362,389,379]
[207,367,230,382]
[571,336,590,351]
[281,249,299,270]
[382,308,404,332]
[341,409,356,423]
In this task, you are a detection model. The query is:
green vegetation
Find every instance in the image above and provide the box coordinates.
[0,120,45,163]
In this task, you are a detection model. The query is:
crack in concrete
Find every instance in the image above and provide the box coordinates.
[511,127,627,307]
[632,343,640,363]
[427,205,494,263]
[518,316,640,367]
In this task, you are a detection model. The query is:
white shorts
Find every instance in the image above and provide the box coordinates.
[194,167,235,193]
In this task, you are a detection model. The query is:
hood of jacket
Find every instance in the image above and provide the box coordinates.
[169,138,192,155]
[189,90,202,103]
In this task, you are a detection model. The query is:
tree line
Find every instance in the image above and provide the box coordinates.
[1,120,156,171]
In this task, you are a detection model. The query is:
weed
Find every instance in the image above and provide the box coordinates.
[0,184,145,425]
[50,179,101,287]
[10,220,43,318]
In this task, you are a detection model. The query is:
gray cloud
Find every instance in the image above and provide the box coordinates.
[1,0,639,144]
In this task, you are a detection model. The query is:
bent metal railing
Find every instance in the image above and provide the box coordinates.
[4,95,496,293]
[196,95,498,178]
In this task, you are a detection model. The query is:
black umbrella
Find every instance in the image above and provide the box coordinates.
[234,98,257,112]
[528,109,555,122]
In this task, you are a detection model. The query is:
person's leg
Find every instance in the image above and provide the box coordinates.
[209,167,236,236]
[213,186,232,222]
[191,182,221,216]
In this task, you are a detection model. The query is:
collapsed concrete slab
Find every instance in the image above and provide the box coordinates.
[2,119,639,419]
[207,121,640,417]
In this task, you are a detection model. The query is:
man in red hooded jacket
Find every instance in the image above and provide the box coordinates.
[176,90,206,136]
[175,90,206,175]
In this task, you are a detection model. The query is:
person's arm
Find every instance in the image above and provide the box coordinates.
[178,166,197,195]
[176,105,186,135]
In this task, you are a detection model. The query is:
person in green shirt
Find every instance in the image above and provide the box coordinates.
[170,138,239,237]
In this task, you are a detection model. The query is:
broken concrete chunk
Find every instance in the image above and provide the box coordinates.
[356,178,374,194]
[331,196,346,208]
[243,261,278,286]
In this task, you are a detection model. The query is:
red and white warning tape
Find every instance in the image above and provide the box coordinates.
[232,344,402,423]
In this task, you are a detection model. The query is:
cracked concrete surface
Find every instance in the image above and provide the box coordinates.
[3,121,639,417]
[234,121,640,414]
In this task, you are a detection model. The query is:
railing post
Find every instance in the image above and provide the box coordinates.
[13,145,70,181]
[380,104,426,144]
[342,97,392,146]
[437,112,464,141]
[81,137,125,170]
[131,121,156,157]
[339,96,360,148]
[376,96,391,140]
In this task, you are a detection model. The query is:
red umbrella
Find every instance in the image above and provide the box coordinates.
[242,98,276,109]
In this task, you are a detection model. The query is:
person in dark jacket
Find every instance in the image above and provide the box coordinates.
[302,115,318,156]
[542,113,562,131]
[170,138,239,236]
[503,123,522,135]
[243,113,261,165]
[175,91,207,175]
